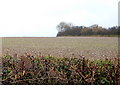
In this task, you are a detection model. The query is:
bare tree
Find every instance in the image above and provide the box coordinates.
[56,22,73,32]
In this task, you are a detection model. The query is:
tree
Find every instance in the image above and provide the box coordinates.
[56,22,119,36]
[56,22,73,32]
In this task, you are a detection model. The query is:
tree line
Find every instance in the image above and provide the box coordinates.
[56,22,120,36]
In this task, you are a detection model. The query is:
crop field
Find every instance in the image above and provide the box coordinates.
[2,37,118,59]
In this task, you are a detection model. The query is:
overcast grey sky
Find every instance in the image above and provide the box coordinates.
[0,0,119,37]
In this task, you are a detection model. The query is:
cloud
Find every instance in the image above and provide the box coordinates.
[0,0,118,37]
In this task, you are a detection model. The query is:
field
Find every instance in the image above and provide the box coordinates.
[2,37,118,59]
[1,37,120,84]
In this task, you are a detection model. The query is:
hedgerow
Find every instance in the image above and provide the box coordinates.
[1,54,120,85]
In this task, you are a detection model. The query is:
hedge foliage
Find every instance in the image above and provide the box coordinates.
[1,54,120,85]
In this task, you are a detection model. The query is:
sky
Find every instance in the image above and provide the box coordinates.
[0,0,119,37]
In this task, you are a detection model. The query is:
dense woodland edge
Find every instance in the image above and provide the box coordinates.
[56,22,120,37]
